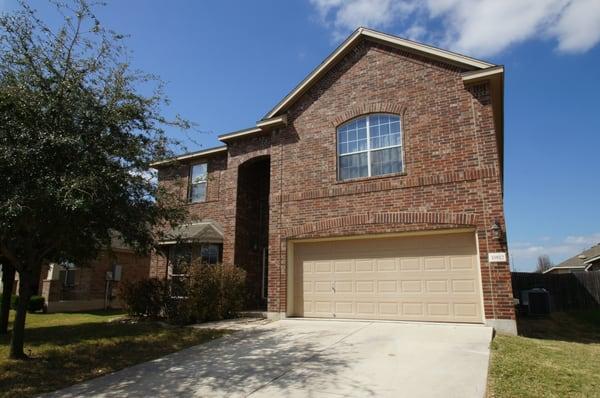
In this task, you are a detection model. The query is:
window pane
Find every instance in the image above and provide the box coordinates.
[371,147,402,176]
[201,244,220,265]
[190,182,206,202]
[191,163,207,183]
[339,152,368,180]
[348,129,356,141]
[370,114,402,150]
[338,116,368,155]
[357,137,368,152]
[348,141,357,153]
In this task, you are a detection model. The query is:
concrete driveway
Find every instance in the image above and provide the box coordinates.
[46,319,493,398]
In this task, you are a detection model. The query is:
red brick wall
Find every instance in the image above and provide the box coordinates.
[150,153,229,278]
[152,38,514,322]
[39,250,150,305]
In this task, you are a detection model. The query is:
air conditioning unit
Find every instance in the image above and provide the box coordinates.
[112,264,122,281]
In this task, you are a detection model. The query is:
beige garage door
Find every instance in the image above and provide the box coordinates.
[293,232,483,323]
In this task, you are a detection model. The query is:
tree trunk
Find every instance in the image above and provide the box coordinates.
[9,270,33,360]
[0,264,16,335]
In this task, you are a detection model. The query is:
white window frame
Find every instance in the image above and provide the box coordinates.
[188,163,208,203]
[337,114,404,181]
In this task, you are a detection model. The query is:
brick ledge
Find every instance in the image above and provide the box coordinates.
[285,211,477,238]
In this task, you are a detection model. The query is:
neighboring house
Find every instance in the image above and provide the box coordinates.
[150,28,516,334]
[10,237,151,312]
[544,244,600,274]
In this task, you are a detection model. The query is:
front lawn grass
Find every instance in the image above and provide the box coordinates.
[0,310,229,398]
[488,310,600,397]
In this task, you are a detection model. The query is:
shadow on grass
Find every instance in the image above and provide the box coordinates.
[0,321,227,398]
[0,320,164,348]
[517,310,600,344]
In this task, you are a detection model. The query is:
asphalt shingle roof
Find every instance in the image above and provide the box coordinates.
[555,243,600,269]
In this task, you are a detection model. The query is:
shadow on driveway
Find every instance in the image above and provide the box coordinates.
[46,321,376,397]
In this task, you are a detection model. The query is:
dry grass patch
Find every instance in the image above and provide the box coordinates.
[0,310,229,398]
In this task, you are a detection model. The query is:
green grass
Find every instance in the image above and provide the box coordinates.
[488,311,600,397]
[0,310,229,398]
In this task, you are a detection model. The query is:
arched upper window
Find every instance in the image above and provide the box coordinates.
[337,114,403,181]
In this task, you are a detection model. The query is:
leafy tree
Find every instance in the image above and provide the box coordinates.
[0,1,188,359]
[536,255,553,273]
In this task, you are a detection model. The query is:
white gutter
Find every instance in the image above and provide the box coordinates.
[150,146,227,167]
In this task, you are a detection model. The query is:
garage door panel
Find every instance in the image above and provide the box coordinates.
[314,261,332,273]
[355,259,375,272]
[295,232,483,323]
[452,279,476,293]
[334,260,353,273]
[423,257,447,271]
[454,303,478,317]
[425,280,449,293]
[303,281,313,293]
[356,280,376,293]
[314,301,332,314]
[450,256,476,271]
[399,257,421,271]
[377,280,398,293]
[336,280,353,293]
[376,258,397,272]
[335,302,354,315]
[427,303,450,316]
[356,302,376,315]
[314,281,332,293]
[403,302,424,316]
[401,280,423,293]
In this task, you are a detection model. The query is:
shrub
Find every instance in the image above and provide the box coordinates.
[119,264,247,325]
[220,266,247,319]
[163,296,193,325]
[27,295,45,312]
[6,294,46,312]
[186,263,247,323]
[119,278,166,318]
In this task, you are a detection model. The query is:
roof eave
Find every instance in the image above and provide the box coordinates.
[150,146,228,168]
[218,115,288,142]
[543,265,586,274]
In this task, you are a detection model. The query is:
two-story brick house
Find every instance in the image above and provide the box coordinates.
[150,28,516,334]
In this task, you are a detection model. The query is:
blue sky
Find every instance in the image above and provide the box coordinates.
[4,1,599,271]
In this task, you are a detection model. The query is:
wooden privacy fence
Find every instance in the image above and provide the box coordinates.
[511,271,600,311]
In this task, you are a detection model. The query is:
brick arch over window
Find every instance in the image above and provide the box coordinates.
[284,211,477,238]
[330,102,407,127]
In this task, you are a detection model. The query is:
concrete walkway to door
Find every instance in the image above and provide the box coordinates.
[45,319,493,398]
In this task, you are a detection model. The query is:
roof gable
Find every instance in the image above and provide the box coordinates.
[263,27,496,120]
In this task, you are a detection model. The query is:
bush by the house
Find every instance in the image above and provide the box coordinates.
[2,294,46,312]
[186,263,247,323]
[119,278,167,318]
[119,264,246,325]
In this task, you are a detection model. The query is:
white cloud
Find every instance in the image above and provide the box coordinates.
[310,0,418,40]
[551,0,600,53]
[564,233,600,245]
[309,0,600,57]
[510,232,600,271]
